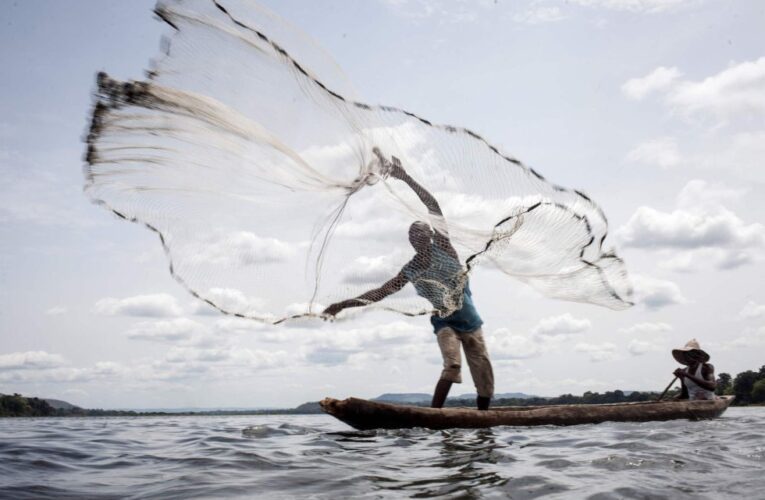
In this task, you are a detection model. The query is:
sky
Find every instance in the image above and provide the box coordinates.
[1,0,764,409]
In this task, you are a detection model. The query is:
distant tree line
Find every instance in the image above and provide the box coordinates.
[715,365,765,405]
[2,365,764,417]
[443,364,765,408]
[0,394,59,417]
[0,394,116,417]
[445,389,658,408]
[0,393,322,417]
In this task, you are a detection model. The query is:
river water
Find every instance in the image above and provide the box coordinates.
[1,408,763,499]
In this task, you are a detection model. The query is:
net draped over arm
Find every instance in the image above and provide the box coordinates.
[84,0,633,324]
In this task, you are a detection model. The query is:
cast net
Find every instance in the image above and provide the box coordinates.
[84,0,633,324]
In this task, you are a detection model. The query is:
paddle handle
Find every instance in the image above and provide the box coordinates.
[656,376,678,401]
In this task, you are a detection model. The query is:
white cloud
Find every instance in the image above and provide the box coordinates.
[341,251,410,285]
[284,302,326,317]
[711,249,755,270]
[618,206,764,249]
[300,142,359,176]
[213,318,295,344]
[0,351,67,370]
[622,60,765,187]
[334,216,407,241]
[125,318,206,342]
[619,322,673,336]
[657,252,695,273]
[94,294,183,317]
[531,313,591,337]
[627,339,662,355]
[675,179,745,210]
[630,274,687,310]
[302,320,428,365]
[0,364,114,384]
[618,180,764,270]
[17,361,119,384]
[622,67,682,100]
[90,361,124,377]
[487,329,542,359]
[313,321,424,350]
[739,301,765,320]
[625,137,681,168]
[192,231,296,267]
[513,6,565,24]
[214,317,273,333]
[44,306,68,316]
[163,346,288,369]
[304,345,362,366]
[668,57,765,120]
[660,247,755,272]
[624,58,765,121]
[0,346,290,385]
[725,326,765,350]
[191,288,266,316]
[574,342,618,362]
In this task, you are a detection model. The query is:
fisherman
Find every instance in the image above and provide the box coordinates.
[672,339,716,400]
[323,150,494,411]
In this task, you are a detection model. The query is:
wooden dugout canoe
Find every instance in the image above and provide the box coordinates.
[319,396,735,430]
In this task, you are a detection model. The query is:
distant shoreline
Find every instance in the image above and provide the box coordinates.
[5,367,761,417]
[1,389,755,418]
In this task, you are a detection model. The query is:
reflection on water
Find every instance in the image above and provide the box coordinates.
[0,408,763,499]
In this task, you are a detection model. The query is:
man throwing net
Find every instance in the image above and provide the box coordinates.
[324,150,494,411]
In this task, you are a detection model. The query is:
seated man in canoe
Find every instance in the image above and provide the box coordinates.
[323,150,494,411]
[672,339,716,400]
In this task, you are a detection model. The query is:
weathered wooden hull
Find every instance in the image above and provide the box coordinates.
[319,396,734,430]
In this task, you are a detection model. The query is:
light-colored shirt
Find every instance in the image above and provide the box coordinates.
[685,364,716,401]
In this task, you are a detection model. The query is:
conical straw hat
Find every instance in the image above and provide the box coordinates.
[672,338,710,364]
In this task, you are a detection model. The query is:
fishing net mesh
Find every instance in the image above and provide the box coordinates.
[85,0,633,324]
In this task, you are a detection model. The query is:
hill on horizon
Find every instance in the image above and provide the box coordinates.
[0,393,81,411]
[6,390,539,413]
[43,398,81,410]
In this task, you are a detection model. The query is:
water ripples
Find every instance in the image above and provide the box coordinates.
[0,408,763,498]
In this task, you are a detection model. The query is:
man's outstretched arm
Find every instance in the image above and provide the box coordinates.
[374,148,443,215]
[375,148,459,260]
[323,271,408,317]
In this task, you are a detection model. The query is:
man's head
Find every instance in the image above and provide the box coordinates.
[408,221,433,253]
[672,338,710,365]
[685,350,708,364]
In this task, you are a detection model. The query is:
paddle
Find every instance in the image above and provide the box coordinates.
[656,376,678,401]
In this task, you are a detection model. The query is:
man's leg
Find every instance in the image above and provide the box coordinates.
[431,379,452,409]
[433,327,462,408]
[460,328,494,411]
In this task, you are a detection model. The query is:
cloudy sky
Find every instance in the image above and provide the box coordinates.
[1,0,763,409]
